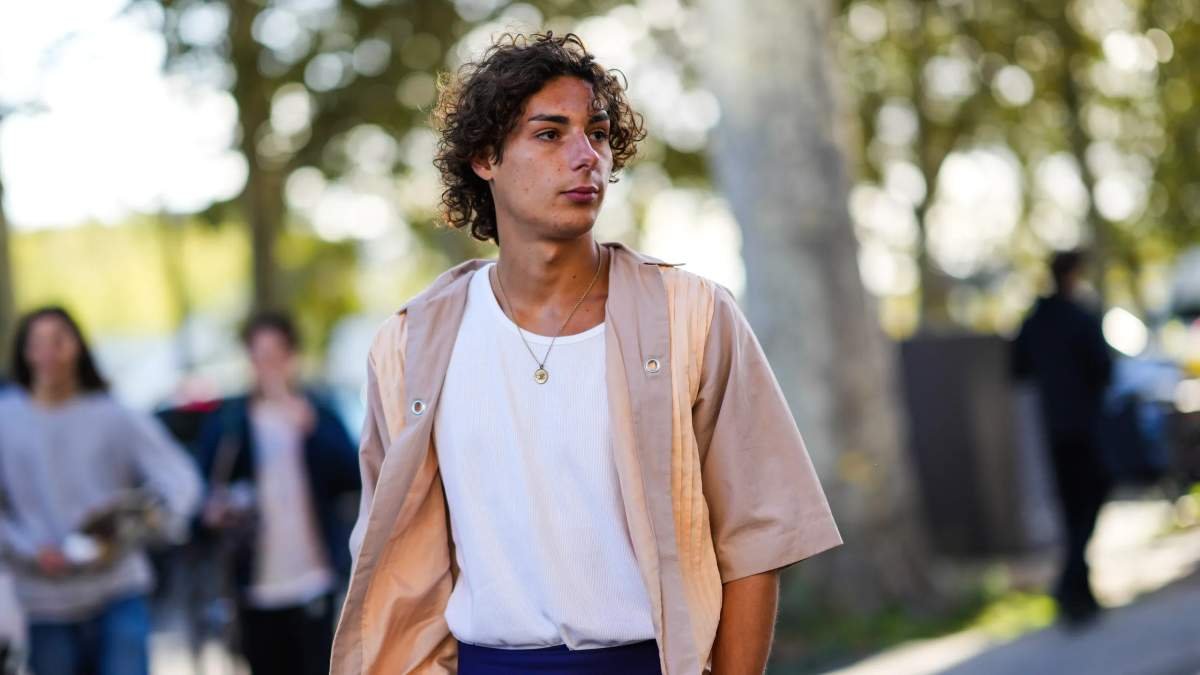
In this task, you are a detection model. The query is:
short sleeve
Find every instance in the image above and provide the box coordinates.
[692,285,841,582]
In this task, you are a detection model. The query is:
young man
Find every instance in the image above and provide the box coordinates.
[196,313,360,675]
[1012,251,1113,625]
[332,33,840,674]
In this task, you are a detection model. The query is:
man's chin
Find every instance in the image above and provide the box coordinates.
[543,216,600,241]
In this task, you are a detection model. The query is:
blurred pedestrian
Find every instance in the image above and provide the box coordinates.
[195,311,358,675]
[1013,251,1114,624]
[0,382,20,675]
[0,372,17,675]
[0,558,24,675]
[0,306,202,674]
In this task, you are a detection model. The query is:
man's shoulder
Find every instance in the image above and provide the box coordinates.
[367,312,409,371]
[1040,295,1103,328]
[609,242,724,301]
[658,265,736,328]
[657,264,724,297]
[398,258,491,314]
[607,242,737,334]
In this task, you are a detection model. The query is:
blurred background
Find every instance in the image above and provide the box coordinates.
[1,0,1200,673]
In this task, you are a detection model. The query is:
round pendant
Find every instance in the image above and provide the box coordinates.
[533,367,549,384]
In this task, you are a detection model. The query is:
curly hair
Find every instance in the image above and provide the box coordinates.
[432,32,646,244]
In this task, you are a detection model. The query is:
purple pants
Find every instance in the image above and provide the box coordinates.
[457,640,661,674]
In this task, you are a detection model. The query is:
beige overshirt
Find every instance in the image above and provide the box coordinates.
[331,242,842,674]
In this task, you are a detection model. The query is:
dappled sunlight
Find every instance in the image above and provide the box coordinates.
[824,499,1200,675]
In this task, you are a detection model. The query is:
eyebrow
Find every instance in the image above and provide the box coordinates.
[527,111,610,124]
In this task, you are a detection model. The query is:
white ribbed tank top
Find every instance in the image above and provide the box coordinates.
[433,264,656,650]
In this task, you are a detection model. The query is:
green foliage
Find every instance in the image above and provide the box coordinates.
[11,217,361,356]
[836,0,1200,331]
[141,0,709,327]
[771,567,1055,673]
[277,228,361,352]
[13,218,245,335]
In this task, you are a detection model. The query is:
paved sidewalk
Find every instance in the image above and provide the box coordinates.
[823,499,1200,675]
[942,573,1200,675]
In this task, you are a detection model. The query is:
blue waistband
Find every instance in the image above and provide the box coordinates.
[457,640,661,675]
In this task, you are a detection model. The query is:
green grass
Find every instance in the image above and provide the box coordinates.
[967,592,1057,639]
[769,574,1057,673]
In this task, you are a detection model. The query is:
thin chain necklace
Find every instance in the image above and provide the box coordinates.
[494,246,605,385]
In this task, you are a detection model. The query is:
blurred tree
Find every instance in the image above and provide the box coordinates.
[703,0,935,611]
[837,0,989,329]
[157,0,468,311]
[1146,0,1200,251]
[156,211,195,370]
[835,0,1200,332]
[836,0,1000,330]
[0,104,27,371]
[0,38,56,371]
[1051,4,1110,296]
[151,0,630,329]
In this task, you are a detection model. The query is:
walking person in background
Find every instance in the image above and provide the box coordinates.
[0,377,23,675]
[195,311,359,675]
[0,558,24,675]
[0,306,202,675]
[1013,251,1114,625]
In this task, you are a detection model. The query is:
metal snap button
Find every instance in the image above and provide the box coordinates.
[411,400,426,416]
[645,358,661,374]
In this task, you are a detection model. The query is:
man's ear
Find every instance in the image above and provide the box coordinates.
[471,150,496,182]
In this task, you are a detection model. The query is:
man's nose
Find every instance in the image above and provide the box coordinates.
[567,130,600,172]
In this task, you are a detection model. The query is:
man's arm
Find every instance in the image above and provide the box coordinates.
[127,410,203,541]
[711,571,781,675]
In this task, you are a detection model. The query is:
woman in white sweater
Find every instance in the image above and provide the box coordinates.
[0,307,201,675]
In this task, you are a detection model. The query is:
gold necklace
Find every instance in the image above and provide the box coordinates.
[494,247,605,385]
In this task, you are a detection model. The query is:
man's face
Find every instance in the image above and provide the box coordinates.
[247,328,297,388]
[473,76,614,241]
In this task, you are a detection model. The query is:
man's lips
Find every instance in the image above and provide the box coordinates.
[563,186,600,202]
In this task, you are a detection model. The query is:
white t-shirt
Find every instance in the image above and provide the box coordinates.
[433,264,656,650]
[246,403,334,609]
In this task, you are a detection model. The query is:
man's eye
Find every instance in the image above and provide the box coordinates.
[591,130,609,141]
[536,129,559,140]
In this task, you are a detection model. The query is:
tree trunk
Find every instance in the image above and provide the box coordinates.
[702,0,935,612]
[158,212,194,371]
[229,0,284,312]
[1056,14,1109,300]
[910,2,957,331]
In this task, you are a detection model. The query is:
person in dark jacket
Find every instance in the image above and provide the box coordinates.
[1012,250,1114,625]
[196,312,359,675]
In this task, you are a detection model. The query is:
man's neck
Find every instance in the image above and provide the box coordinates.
[494,234,605,308]
[490,230,611,337]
